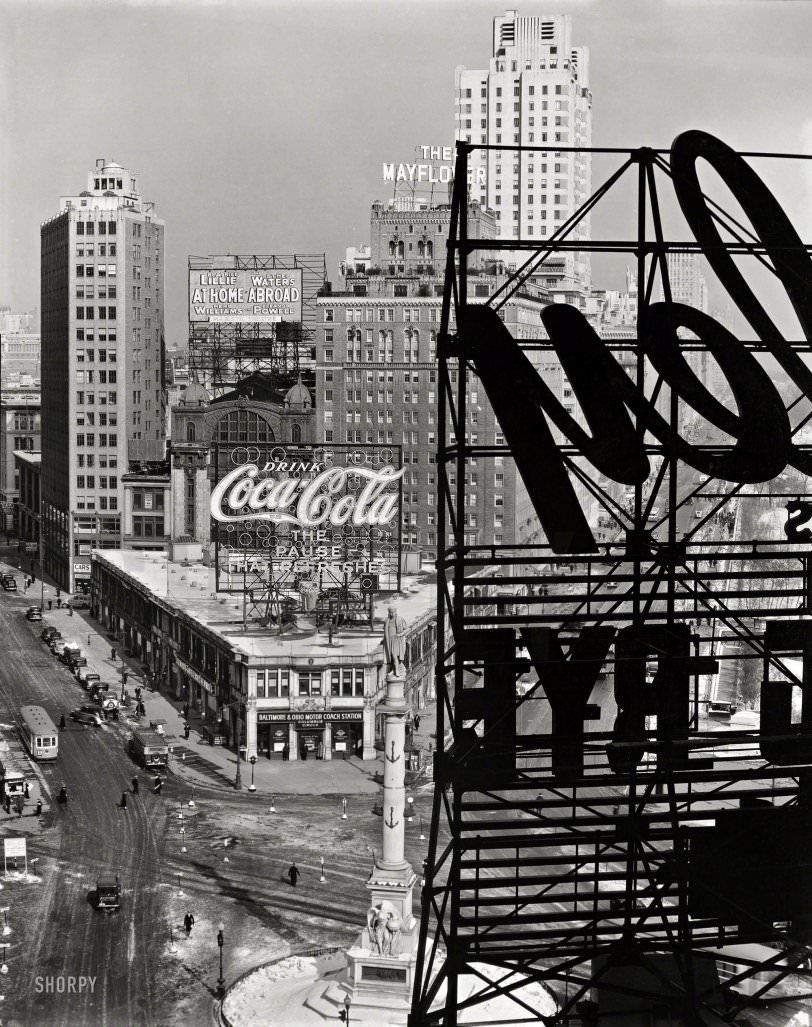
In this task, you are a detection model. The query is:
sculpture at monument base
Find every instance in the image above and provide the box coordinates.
[365,901,403,957]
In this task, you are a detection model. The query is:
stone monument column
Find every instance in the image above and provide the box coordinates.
[329,607,419,1024]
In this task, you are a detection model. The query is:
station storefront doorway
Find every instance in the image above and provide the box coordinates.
[298,730,323,761]
[256,710,365,761]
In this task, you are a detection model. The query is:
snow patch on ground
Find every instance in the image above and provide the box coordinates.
[458,963,557,1021]
[222,954,557,1027]
[223,953,346,1027]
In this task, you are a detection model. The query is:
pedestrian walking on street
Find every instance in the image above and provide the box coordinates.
[153,776,162,795]
[414,713,421,731]
[59,713,66,731]
[48,600,52,611]
[3,796,10,815]
[131,776,139,795]
[35,799,43,817]
[183,912,195,936]
[119,792,128,811]
[288,862,300,888]
[24,782,29,799]
[183,723,190,740]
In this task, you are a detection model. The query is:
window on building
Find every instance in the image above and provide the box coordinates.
[297,671,322,697]
[215,409,274,444]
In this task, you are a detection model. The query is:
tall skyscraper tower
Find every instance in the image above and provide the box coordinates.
[455,10,592,295]
[40,159,165,592]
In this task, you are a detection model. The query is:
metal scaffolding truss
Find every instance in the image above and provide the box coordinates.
[188,254,326,394]
[410,135,812,1026]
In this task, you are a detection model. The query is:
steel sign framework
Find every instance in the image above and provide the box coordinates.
[411,132,812,1025]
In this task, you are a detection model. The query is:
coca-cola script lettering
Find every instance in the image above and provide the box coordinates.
[210,463,404,528]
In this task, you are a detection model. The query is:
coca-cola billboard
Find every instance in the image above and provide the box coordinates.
[211,442,403,596]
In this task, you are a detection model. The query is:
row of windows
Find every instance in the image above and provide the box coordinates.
[462,99,569,113]
[483,132,569,146]
[327,369,429,384]
[76,286,116,299]
[76,329,116,343]
[76,453,118,467]
[75,243,116,257]
[76,392,118,406]
[76,221,117,236]
[75,411,117,427]
[132,491,165,511]
[255,668,365,699]
[463,83,567,98]
[75,496,118,511]
[324,307,441,324]
[131,517,166,537]
[75,371,117,384]
[76,349,117,363]
[76,476,118,489]
[76,307,116,320]
[76,264,117,278]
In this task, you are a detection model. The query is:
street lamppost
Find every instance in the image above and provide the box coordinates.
[0,908,9,936]
[341,797,348,820]
[248,755,257,793]
[339,993,351,1024]
[319,856,326,883]
[419,817,425,841]
[406,796,414,821]
[216,922,225,999]
[269,794,276,814]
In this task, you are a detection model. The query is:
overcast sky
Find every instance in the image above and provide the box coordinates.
[2,0,811,346]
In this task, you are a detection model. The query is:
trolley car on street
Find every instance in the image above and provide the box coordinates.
[19,705,59,761]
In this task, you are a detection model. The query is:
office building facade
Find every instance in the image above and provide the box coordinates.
[454,10,592,295]
[316,200,550,553]
[40,159,165,592]
[0,388,40,536]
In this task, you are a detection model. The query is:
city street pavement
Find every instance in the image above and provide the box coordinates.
[2,555,437,799]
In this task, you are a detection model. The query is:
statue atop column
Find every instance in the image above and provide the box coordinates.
[382,606,408,678]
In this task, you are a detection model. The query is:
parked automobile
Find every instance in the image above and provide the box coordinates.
[70,707,103,727]
[50,639,68,657]
[1,577,18,592]
[89,685,119,719]
[70,595,91,610]
[76,668,101,688]
[41,627,60,643]
[67,654,87,673]
[25,606,43,622]
[60,643,83,666]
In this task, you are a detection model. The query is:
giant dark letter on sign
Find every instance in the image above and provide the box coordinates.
[466,129,810,553]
